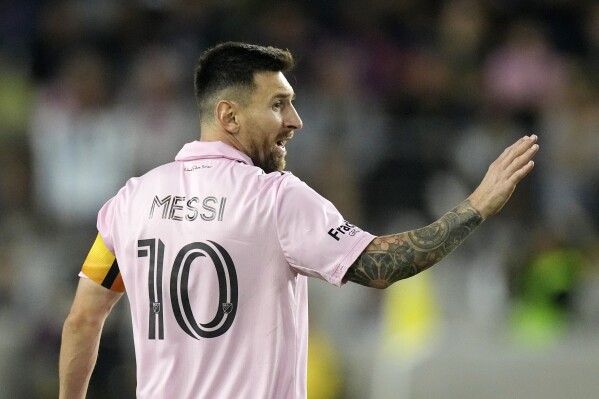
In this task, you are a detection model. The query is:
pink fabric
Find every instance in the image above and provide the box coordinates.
[93,141,374,398]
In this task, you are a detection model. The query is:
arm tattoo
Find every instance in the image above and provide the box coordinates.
[345,200,484,289]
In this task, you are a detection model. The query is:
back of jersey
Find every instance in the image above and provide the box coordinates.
[99,143,307,399]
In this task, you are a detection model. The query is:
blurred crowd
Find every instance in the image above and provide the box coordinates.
[1,1,599,398]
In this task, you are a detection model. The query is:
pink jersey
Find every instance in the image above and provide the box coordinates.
[86,141,375,398]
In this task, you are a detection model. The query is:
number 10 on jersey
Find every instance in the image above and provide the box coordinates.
[137,239,239,340]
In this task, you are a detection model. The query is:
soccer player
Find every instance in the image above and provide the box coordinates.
[59,42,539,399]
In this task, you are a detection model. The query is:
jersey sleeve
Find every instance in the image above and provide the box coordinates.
[275,175,375,287]
[79,233,125,292]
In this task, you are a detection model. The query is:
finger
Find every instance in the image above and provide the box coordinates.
[512,135,538,155]
[496,135,529,163]
[509,142,539,171]
[500,135,538,165]
[510,159,535,184]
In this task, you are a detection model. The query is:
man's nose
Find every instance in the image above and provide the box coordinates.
[286,106,303,130]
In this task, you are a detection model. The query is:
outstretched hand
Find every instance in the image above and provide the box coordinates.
[468,135,539,219]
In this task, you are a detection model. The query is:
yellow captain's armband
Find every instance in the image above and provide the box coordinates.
[81,233,125,292]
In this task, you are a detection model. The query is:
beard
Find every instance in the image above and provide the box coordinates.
[242,116,288,173]
[249,141,286,173]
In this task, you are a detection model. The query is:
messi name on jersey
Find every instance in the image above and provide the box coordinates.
[149,195,227,222]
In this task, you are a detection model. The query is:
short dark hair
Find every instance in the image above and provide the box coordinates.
[194,42,295,122]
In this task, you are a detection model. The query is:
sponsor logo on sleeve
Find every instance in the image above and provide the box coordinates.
[328,221,359,241]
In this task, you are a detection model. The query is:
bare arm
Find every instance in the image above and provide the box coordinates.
[59,278,123,399]
[346,134,539,288]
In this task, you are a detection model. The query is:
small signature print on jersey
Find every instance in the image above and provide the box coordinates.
[184,164,213,171]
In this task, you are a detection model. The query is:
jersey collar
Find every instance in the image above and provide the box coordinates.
[175,141,254,165]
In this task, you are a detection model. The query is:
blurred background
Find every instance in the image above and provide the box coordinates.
[1,0,599,398]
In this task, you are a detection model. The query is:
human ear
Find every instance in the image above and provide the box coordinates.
[215,100,240,134]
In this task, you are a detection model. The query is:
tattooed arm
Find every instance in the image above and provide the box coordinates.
[346,200,483,288]
[346,134,539,289]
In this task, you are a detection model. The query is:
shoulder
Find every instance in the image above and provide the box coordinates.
[121,162,179,193]
[274,172,332,212]
[99,163,176,219]
[266,171,312,196]
[241,169,301,194]
[275,172,321,196]
[265,170,302,186]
